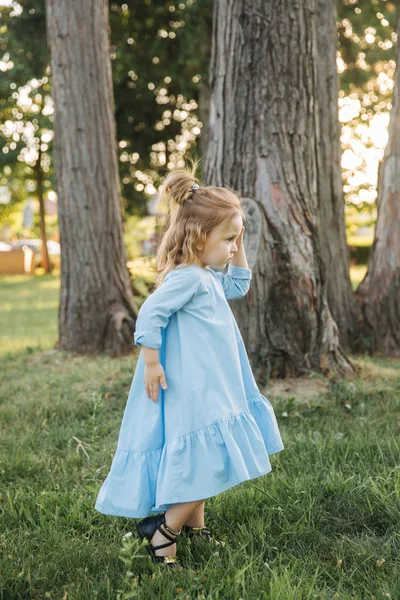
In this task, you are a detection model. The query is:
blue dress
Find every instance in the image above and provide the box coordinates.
[95,263,284,518]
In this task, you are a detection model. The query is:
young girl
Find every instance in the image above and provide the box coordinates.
[95,163,284,570]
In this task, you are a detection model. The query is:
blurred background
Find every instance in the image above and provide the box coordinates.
[0,1,397,279]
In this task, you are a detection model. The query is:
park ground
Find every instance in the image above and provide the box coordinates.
[0,273,399,599]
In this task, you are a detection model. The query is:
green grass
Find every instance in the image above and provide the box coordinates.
[0,274,59,356]
[0,261,368,357]
[1,275,399,599]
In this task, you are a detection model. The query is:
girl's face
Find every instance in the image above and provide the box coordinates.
[196,215,243,269]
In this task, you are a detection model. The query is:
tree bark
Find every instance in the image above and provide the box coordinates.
[316,0,362,349]
[198,82,211,163]
[36,147,52,274]
[356,15,400,356]
[45,0,136,354]
[204,0,354,381]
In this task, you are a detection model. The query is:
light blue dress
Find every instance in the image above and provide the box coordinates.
[95,263,284,518]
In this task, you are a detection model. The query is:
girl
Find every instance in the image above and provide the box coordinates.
[95,162,284,570]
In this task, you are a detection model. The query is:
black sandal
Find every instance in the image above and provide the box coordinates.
[181,524,226,548]
[135,512,184,569]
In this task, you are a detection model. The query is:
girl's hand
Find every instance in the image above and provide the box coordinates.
[235,226,245,250]
[144,362,168,403]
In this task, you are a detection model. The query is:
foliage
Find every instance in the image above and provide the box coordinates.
[337,0,398,212]
[338,0,397,98]
[109,0,212,214]
[0,0,54,226]
[0,0,398,231]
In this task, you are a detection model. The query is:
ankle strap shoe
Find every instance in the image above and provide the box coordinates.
[136,512,184,569]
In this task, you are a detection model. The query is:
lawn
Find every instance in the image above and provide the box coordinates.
[1,274,399,599]
[0,274,59,356]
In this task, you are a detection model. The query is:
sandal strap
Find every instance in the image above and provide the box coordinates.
[149,538,176,552]
[145,545,183,567]
[182,524,225,546]
[157,524,178,543]
[159,512,181,537]
[163,522,182,536]
[162,556,181,564]
[164,524,181,536]
[183,525,211,536]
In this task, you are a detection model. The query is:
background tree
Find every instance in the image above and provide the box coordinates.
[0,0,53,270]
[338,0,397,96]
[108,0,212,213]
[316,0,362,349]
[1,0,211,221]
[337,0,398,214]
[204,0,354,380]
[45,0,136,353]
[356,14,400,356]
[3,1,397,221]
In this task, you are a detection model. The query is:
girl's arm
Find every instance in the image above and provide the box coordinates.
[134,267,203,350]
[213,263,252,299]
[141,346,160,365]
[135,268,203,403]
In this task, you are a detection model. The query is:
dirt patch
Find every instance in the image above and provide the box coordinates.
[263,376,329,402]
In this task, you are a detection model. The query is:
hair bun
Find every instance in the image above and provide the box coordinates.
[162,170,200,207]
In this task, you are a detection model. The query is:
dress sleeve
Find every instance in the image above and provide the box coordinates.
[134,268,202,350]
[213,263,252,300]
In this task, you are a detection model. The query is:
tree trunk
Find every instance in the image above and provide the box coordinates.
[204,0,354,381]
[356,15,400,356]
[198,82,211,163]
[36,147,52,274]
[45,0,136,354]
[316,0,362,349]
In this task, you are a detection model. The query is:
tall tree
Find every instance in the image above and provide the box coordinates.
[45,0,135,353]
[316,0,362,348]
[356,15,400,356]
[35,147,51,273]
[3,0,211,217]
[204,0,354,380]
[0,0,55,264]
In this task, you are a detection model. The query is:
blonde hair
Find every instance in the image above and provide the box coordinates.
[152,157,245,289]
